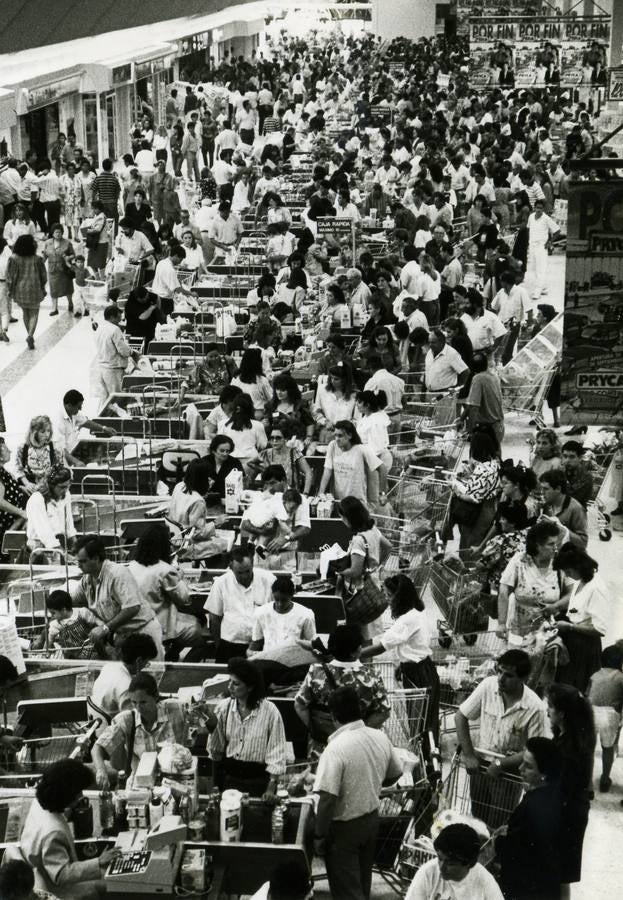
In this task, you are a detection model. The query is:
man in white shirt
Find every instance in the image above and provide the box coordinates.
[250,575,316,653]
[90,632,158,721]
[150,245,198,317]
[491,271,530,363]
[204,546,275,661]
[208,201,244,260]
[526,199,559,299]
[214,122,239,157]
[424,329,468,392]
[364,356,405,409]
[400,247,422,297]
[114,218,154,269]
[313,686,402,900]
[460,293,507,353]
[400,296,429,333]
[347,268,371,311]
[465,170,496,205]
[374,156,399,193]
[211,151,236,191]
[55,389,115,466]
[335,189,360,222]
[253,166,281,203]
[93,306,140,402]
[405,823,504,900]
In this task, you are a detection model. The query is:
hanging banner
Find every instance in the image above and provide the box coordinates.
[468,13,611,89]
[560,181,623,426]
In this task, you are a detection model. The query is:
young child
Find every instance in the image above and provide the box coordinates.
[40,589,99,659]
[587,643,623,793]
[68,254,88,318]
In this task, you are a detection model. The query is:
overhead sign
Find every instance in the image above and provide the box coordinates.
[370,105,392,124]
[608,67,623,102]
[468,13,611,90]
[561,181,623,426]
[27,75,82,111]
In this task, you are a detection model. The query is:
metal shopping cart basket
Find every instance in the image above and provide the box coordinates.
[385,468,453,540]
[372,662,430,750]
[395,748,520,884]
[0,725,98,781]
[388,427,465,478]
[428,555,490,645]
[374,747,436,893]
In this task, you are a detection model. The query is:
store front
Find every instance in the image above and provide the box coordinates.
[177,31,212,81]
[11,64,111,165]
[134,51,177,131]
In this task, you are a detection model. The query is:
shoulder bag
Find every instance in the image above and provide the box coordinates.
[342,534,388,626]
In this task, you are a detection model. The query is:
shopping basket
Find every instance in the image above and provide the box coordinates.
[428,556,490,641]
[373,663,431,750]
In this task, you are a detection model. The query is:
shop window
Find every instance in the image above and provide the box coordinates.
[83,94,98,163]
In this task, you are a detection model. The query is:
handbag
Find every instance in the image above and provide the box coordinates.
[308,664,339,743]
[342,535,388,626]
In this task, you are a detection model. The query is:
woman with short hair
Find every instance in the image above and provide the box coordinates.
[10,758,116,898]
[6,233,47,349]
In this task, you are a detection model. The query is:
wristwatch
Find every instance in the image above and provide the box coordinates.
[493,759,502,769]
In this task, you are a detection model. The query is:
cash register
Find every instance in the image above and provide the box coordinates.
[104,815,186,895]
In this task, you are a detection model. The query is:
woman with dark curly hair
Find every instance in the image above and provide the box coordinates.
[9,758,117,897]
[205,656,287,798]
[6,233,47,349]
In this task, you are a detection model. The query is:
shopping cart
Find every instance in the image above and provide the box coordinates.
[428,555,490,645]
[373,662,431,750]
[388,427,465,477]
[385,468,453,540]
[0,725,98,781]
[395,748,521,884]
[374,762,436,894]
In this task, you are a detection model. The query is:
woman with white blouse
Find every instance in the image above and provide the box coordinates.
[356,389,393,492]
[552,543,609,693]
[178,229,207,275]
[230,348,273,418]
[314,363,358,439]
[361,572,440,740]
[222,394,268,471]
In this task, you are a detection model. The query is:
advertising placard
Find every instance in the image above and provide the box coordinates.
[608,67,623,102]
[560,181,623,425]
[468,12,610,90]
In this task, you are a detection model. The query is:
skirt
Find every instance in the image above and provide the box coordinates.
[87,242,108,271]
[556,628,602,693]
[400,656,441,743]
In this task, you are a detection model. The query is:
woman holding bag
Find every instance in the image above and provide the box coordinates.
[337,496,391,638]
[446,430,500,549]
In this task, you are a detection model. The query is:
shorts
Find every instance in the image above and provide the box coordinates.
[593,705,621,748]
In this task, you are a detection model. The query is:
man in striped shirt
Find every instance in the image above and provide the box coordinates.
[263,110,282,135]
[92,159,121,223]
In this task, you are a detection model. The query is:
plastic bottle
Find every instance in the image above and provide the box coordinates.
[219,789,243,842]
[149,794,163,827]
[271,789,289,844]
[205,790,221,841]
[100,791,115,836]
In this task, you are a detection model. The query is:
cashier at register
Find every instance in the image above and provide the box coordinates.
[204,657,287,799]
[91,672,186,789]
[7,758,119,898]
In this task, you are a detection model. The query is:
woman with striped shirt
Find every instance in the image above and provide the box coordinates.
[206,657,286,798]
